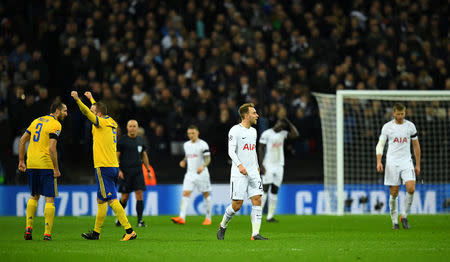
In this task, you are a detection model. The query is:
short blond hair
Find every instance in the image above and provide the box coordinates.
[238,103,255,120]
[393,103,406,112]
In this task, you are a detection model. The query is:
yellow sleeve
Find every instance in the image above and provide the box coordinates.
[90,97,96,104]
[26,119,37,134]
[49,121,62,136]
[76,99,99,126]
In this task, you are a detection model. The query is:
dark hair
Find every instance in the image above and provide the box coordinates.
[187,124,199,131]
[393,103,406,111]
[50,101,65,113]
[238,103,255,120]
[93,102,108,115]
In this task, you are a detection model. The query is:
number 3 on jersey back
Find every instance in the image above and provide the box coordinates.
[33,123,43,142]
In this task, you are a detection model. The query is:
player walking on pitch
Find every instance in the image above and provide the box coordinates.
[171,125,212,225]
[19,101,68,241]
[259,118,299,222]
[217,103,268,240]
[71,91,137,241]
[376,103,421,230]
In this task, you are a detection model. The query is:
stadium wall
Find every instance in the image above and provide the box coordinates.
[0,184,447,216]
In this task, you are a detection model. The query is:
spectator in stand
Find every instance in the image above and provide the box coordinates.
[0,0,448,184]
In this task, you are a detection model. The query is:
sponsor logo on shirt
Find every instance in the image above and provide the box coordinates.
[187,154,199,158]
[243,144,256,150]
[393,137,408,143]
[271,142,283,148]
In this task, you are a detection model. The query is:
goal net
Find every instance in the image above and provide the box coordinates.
[314,90,450,215]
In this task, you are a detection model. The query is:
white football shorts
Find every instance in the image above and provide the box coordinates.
[230,172,263,200]
[182,171,212,192]
[262,165,284,187]
[384,160,415,186]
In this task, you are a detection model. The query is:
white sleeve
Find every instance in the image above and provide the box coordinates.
[228,127,242,166]
[203,141,211,156]
[379,124,388,141]
[281,130,289,139]
[259,130,269,144]
[376,139,386,155]
[410,123,418,140]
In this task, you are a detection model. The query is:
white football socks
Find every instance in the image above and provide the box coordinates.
[267,193,278,220]
[251,205,262,237]
[220,205,236,228]
[389,195,398,225]
[179,196,189,220]
[402,192,414,218]
[204,196,212,220]
[261,192,268,209]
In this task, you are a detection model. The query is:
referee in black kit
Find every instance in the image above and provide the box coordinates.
[116,119,152,227]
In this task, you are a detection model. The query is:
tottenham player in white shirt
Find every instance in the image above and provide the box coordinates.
[376,103,421,230]
[259,118,299,222]
[171,125,212,225]
[217,103,268,240]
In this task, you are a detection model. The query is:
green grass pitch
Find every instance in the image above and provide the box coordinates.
[0,215,449,262]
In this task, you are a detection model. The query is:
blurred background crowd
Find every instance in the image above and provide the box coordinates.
[0,0,448,184]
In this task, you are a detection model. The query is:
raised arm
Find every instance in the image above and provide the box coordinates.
[84,91,96,104]
[284,118,300,139]
[71,91,98,126]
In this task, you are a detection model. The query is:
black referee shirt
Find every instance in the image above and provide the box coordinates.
[117,135,147,169]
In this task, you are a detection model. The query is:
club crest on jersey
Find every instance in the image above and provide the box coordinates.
[137,145,143,153]
[393,137,407,143]
[243,144,256,150]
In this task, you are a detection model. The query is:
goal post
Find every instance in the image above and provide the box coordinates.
[314,90,450,215]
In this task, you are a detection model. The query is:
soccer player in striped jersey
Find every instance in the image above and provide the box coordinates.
[18,101,68,241]
[376,103,421,230]
[71,91,136,241]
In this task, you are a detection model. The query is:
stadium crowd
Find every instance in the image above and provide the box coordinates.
[0,0,448,184]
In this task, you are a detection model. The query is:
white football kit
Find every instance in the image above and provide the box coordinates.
[228,124,263,200]
[182,139,212,192]
[259,128,289,187]
[379,119,418,186]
